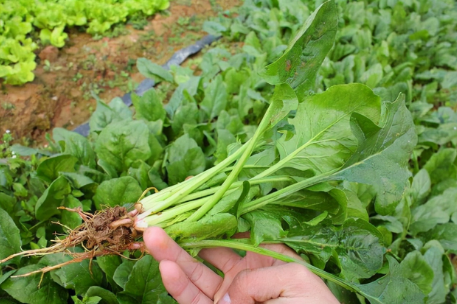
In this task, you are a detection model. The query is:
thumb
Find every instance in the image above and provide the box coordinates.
[217,263,338,304]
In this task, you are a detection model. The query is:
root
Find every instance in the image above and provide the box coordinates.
[0,244,67,264]
[1,206,146,277]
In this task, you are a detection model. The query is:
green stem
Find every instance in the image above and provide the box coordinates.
[145,197,208,227]
[144,176,294,226]
[186,104,276,222]
[239,171,335,215]
[180,239,366,297]
[180,176,293,204]
[138,142,249,219]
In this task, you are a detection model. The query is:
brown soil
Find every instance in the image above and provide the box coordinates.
[0,0,241,145]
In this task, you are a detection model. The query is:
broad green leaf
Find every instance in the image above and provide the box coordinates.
[410,188,457,235]
[131,89,166,122]
[35,176,71,221]
[262,1,338,100]
[137,58,173,82]
[97,255,122,291]
[200,75,227,120]
[272,84,381,177]
[423,149,457,185]
[399,251,434,295]
[411,169,431,206]
[89,100,130,133]
[109,98,133,121]
[243,207,289,246]
[60,172,96,189]
[116,256,173,304]
[36,154,78,183]
[40,253,104,295]
[166,134,206,185]
[72,295,101,304]
[420,223,457,253]
[333,94,417,215]
[164,76,201,118]
[95,120,151,173]
[0,192,16,214]
[113,260,135,290]
[93,176,142,209]
[53,128,96,168]
[224,68,250,95]
[267,83,299,129]
[0,207,21,264]
[358,256,425,304]
[61,195,83,229]
[1,265,68,304]
[10,144,51,156]
[284,218,384,280]
[423,245,448,303]
[85,287,118,304]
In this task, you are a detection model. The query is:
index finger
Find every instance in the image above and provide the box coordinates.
[144,227,223,298]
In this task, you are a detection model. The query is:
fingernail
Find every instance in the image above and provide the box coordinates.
[218,293,231,304]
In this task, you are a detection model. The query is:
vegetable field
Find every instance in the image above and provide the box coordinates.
[1,0,457,303]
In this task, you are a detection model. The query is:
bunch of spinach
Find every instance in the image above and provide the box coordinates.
[1,0,457,303]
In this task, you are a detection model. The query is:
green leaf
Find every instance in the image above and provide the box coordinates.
[200,75,227,120]
[93,176,142,209]
[1,265,68,304]
[0,193,16,214]
[420,223,457,253]
[410,188,457,235]
[137,58,173,82]
[53,128,96,168]
[423,245,448,303]
[243,209,287,245]
[166,134,206,185]
[410,169,431,206]
[261,0,338,100]
[116,256,173,304]
[272,84,381,177]
[89,100,131,133]
[131,89,166,122]
[334,94,417,215]
[423,149,457,185]
[399,251,434,295]
[267,83,299,129]
[85,287,118,304]
[61,195,83,229]
[72,295,101,304]
[97,255,122,291]
[0,207,21,264]
[36,154,78,183]
[95,120,151,173]
[40,253,104,295]
[35,176,71,221]
[358,256,425,304]
[287,218,384,281]
[113,260,135,289]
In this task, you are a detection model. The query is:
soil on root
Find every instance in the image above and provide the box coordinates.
[0,206,143,278]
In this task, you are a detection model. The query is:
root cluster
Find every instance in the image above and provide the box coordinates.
[0,206,145,279]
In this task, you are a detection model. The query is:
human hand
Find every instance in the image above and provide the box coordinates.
[144,227,339,304]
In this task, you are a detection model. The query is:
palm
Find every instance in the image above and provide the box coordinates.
[144,227,338,304]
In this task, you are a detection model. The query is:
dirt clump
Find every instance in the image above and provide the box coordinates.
[39,46,59,62]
